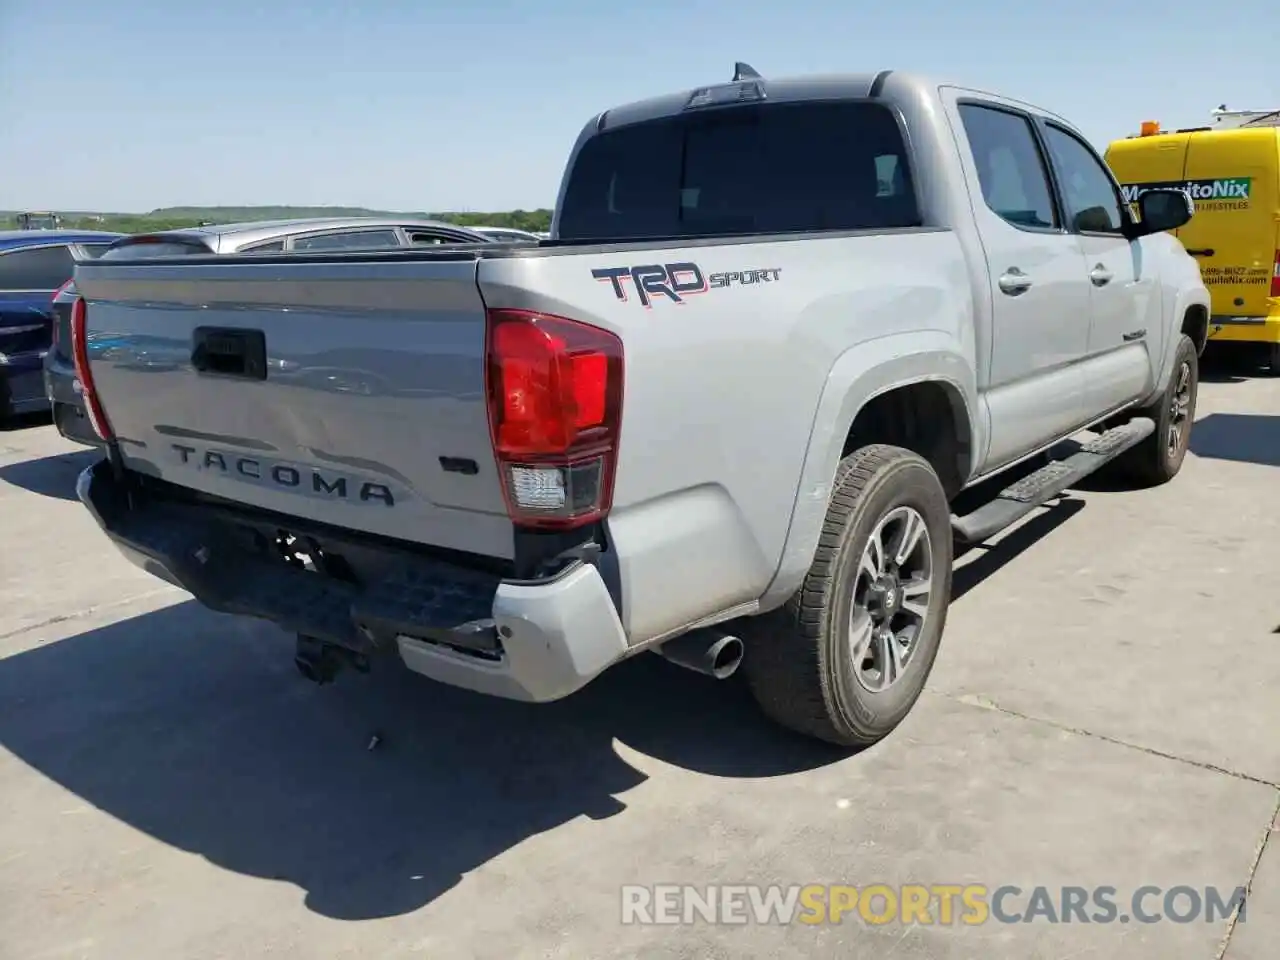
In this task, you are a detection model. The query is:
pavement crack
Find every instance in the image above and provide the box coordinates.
[0,586,182,642]
[1216,792,1280,960]
[937,690,1280,788]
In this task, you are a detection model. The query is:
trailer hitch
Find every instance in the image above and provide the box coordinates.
[294,633,370,685]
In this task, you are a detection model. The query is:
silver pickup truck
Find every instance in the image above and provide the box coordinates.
[71,66,1209,747]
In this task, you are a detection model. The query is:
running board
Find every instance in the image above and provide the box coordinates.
[951,417,1155,545]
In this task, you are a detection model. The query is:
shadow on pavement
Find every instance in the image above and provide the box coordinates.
[952,497,1085,600]
[1197,341,1280,383]
[0,601,846,922]
[0,410,53,432]
[0,448,101,500]
[1188,413,1280,468]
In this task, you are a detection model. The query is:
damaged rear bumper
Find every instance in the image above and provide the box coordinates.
[77,459,629,702]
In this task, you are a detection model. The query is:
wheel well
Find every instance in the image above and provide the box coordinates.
[842,381,970,499]
[1182,305,1209,356]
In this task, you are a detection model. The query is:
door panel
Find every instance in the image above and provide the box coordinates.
[1043,122,1157,414]
[1078,235,1156,410]
[953,101,1093,471]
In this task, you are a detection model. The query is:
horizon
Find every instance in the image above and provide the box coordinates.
[2,0,1274,212]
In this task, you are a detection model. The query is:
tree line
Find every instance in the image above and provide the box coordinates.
[3,207,554,234]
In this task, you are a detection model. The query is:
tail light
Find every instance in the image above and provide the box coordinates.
[485,308,623,530]
[1271,250,1280,299]
[69,296,114,441]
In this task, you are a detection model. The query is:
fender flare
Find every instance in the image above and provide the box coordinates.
[757,331,978,611]
[1143,284,1211,406]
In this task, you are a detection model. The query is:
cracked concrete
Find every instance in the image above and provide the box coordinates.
[0,366,1278,959]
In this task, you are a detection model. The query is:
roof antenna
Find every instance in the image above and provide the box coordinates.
[733,61,762,82]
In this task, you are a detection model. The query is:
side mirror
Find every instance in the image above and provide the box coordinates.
[1128,188,1194,237]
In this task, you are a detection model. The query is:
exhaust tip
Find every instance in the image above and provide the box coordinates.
[708,635,744,679]
[656,630,744,680]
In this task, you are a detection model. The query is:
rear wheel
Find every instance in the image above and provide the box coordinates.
[742,445,952,747]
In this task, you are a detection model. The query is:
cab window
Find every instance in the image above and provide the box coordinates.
[958,103,1058,230]
[1043,124,1126,234]
[559,100,921,241]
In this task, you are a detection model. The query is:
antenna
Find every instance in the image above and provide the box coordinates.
[732,61,762,82]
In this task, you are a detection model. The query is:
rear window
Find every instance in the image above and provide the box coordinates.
[558,100,920,241]
[100,238,214,260]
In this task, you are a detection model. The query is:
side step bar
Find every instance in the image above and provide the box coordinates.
[951,417,1155,545]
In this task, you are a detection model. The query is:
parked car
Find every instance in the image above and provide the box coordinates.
[467,226,545,243]
[70,66,1207,748]
[45,217,495,444]
[0,229,123,421]
[1105,120,1280,369]
[97,215,495,256]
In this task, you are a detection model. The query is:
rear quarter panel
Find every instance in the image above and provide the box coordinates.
[481,231,974,642]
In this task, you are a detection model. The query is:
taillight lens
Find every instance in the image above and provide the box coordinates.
[1271,250,1280,299]
[485,309,623,530]
[69,296,114,441]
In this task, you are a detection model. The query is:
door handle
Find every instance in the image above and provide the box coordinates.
[1090,265,1113,287]
[997,269,1032,296]
[1186,248,1214,257]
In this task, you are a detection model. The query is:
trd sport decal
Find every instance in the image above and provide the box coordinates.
[591,262,782,307]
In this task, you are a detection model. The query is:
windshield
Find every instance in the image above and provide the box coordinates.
[558,100,920,241]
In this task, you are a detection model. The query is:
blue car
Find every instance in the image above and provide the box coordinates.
[0,229,123,421]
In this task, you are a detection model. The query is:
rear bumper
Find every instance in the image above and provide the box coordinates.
[77,460,630,702]
[0,352,50,417]
[1208,313,1280,344]
[42,354,101,445]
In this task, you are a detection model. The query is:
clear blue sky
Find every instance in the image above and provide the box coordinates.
[1,0,1274,214]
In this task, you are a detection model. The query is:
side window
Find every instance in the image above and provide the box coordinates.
[291,229,400,251]
[1042,125,1126,234]
[242,240,285,253]
[0,244,75,291]
[958,104,1058,230]
[75,243,113,260]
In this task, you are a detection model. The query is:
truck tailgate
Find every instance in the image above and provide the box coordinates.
[73,256,515,560]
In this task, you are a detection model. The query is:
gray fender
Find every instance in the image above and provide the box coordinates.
[757,330,978,611]
[1142,282,1211,407]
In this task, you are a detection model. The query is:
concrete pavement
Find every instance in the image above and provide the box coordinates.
[1,368,1277,959]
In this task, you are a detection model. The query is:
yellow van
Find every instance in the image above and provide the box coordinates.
[1105,123,1280,368]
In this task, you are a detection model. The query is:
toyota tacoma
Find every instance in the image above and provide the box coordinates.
[69,65,1209,746]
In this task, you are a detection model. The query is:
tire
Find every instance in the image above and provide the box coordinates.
[1113,333,1199,487]
[741,444,953,747]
